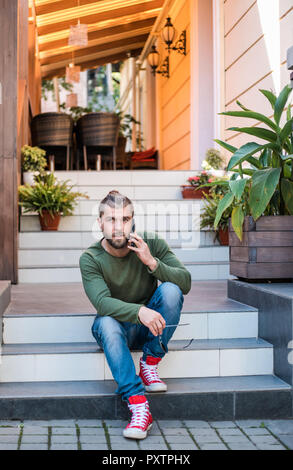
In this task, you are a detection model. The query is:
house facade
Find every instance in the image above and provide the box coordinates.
[0,0,292,282]
[120,0,293,169]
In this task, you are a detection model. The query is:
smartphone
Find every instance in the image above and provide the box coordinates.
[129,219,136,247]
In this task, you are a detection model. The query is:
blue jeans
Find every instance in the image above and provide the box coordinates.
[91,282,184,402]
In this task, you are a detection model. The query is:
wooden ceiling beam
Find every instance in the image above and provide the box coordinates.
[40,27,151,60]
[36,0,164,36]
[39,16,155,53]
[40,34,148,65]
[38,9,160,45]
[42,48,142,79]
[35,0,105,17]
[41,42,145,74]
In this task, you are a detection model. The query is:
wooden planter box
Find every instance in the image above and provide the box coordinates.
[229,215,293,281]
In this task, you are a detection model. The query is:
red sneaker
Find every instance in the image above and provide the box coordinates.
[139,356,167,392]
[123,395,153,439]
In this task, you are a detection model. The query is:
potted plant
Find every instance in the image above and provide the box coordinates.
[202,148,227,176]
[200,177,232,245]
[212,84,293,280]
[21,145,48,185]
[181,171,215,199]
[60,103,94,122]
[18,172,89,230]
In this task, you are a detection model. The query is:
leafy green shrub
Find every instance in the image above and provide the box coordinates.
[21,145,47,173]
[212,84,293,241]
[203,148,226,170]
[18,172,89,218]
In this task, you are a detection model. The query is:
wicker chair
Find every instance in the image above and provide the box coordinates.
[76,112,120,170]
[31,112,74,171]
[116,136,128,169]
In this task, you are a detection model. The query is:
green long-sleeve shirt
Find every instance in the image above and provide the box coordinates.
[79,230,192,324]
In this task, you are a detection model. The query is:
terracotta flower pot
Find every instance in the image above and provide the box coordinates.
[218,227,229,245]
[181,185,210,199]
[39,210,61,231]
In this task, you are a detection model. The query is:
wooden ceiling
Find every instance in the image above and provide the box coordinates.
[33,0,165,78]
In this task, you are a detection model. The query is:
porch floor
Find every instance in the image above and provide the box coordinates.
[4,280,257,317]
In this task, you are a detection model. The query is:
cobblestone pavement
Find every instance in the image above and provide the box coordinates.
[0,419,292,450]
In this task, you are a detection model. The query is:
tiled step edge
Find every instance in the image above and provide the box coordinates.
[0,375,291,420]
[0,338,274,382]
[18,261,230,269]
[3,310,259,343]
[1,338,273,355]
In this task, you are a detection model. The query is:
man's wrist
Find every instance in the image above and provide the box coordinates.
[147,257,158,272]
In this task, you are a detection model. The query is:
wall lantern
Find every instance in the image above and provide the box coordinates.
[147,45,170,78]
[161,17,186,55]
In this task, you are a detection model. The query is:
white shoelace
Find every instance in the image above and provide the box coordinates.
[128,402,150,428]
[141,361,161,384]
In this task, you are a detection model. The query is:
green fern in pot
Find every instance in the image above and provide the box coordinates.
[18,172,89,230]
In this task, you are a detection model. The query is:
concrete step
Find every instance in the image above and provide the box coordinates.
[0,338,273,383]
[0,281,11,345]
[19,230,221,249]
[45,169,227,204]
[21,198,206,217]
[3,308,258,343]
[0,374,290,420]
[20,212,203,232]
[40,169,227,189]
[18,261,233,283]
[18,246,229,268]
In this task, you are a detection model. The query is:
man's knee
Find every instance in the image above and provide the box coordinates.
[92,315,123,341]
[159,282,184,307]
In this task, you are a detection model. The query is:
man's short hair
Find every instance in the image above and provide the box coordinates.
[99,190,134,218]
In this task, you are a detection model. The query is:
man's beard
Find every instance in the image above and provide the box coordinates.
[105,234,129,249]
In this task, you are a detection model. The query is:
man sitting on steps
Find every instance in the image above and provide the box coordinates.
[79,190,192,440]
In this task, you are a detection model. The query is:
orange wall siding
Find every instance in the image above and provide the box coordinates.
[158,0,191,170]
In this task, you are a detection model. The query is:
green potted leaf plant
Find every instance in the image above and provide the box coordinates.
[18,172,89,230]
[21,145,48,185]
[211,84,293,280]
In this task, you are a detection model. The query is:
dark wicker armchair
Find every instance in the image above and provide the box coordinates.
[76,112,120,170]
[31,112,74,171]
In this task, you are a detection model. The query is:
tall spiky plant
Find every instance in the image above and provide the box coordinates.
[211,84,293,241]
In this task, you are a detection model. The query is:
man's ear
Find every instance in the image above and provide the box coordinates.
[97,217,102,230]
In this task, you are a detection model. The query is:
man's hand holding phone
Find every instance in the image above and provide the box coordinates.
[138,306,166,336]
[127,231,158,271]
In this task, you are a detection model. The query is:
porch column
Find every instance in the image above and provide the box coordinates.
[190,0,215,169]
[131,57,137,152]
[0,0,28,283]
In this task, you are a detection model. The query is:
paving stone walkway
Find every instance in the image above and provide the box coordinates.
[0,419,292,450]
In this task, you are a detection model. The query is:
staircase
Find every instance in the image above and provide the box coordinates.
[18,170,231,282]
[0,170,290,420]
[0,280,290,420]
